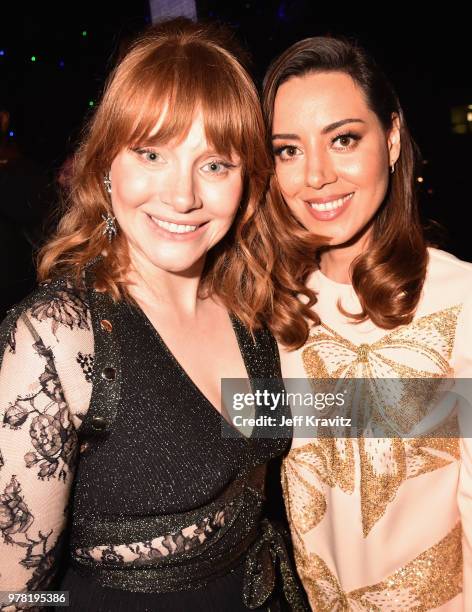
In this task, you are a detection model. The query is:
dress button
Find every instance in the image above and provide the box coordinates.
[79,441,90,453]
[101,367,116,381]
[100,319,113,333]
[91,416,107,431]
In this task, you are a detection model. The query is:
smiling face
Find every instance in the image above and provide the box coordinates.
[109,111,243,275]
[272,71,400,255]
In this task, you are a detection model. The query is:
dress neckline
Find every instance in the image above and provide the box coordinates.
[127,301,257,442]
[314,267,353,290]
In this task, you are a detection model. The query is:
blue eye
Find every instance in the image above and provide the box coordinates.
[201,160,234,175]
[133,148,164,163]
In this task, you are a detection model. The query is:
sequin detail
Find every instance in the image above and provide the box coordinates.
[299,306,462,535]
[74,505,232,565]
[296,524,462,611]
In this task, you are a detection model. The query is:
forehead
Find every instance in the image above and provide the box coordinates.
[147,106,207,147]
[127,99,239,159]
[273,71,372,130]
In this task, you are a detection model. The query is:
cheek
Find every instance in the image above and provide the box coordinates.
[275,162,303,197]
[110,158,150,211]
[349,141,390,188]
[201,176,243,221]
[114,174,150,209]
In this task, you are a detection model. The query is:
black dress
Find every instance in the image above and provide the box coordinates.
[43,282,307,611]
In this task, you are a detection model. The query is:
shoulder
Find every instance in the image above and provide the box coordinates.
[1,277,92,365]
[426,247,472,289]
[422,248,472,307]
[423,249,472,374]
[0,278,95,429]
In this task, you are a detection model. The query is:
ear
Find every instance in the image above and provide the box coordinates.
[387,112,401,167]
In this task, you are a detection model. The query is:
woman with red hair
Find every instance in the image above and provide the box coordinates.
[0,19,306,612]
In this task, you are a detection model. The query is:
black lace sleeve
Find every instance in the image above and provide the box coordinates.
[0,292,83,607]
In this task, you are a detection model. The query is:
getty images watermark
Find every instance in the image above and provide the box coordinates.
[220,378,472,439]
[231,388,350,427]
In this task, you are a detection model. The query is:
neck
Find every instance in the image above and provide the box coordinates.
[126,247,206,319]
[320,230,372,284]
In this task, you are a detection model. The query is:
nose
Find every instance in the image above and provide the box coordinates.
[305,148,337,189]
[160,164,201,213]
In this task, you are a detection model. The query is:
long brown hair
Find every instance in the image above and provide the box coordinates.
[240,36,428,349]
[38,18,271,313]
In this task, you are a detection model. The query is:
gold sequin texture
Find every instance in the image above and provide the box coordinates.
[296,524,462,611]
[283,438,355,535]
[297,305,462,534]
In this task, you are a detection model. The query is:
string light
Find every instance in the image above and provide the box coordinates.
[88,100,94,107]
[31,55,36,62]
[0,50,5,56]
[9,131,14,137]
[82,30,87,37]
[59,60,65,68]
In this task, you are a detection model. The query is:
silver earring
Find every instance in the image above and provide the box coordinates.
[102,213,117,242]
[104,173,112,194]
[390,163,396,174]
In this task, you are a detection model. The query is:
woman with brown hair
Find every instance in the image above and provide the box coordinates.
[0,19,306,612]
[240,37,472,610]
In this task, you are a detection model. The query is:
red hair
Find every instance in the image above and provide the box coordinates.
[38,18,271,315]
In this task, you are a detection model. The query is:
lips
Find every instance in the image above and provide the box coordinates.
[150,216,199,234]
[147,214,208,240]
[305,192,354,221]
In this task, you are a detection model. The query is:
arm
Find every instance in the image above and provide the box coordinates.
[453,290,472,608]
[0,311,78,607]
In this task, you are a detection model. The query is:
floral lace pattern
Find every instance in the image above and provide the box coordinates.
[30,282,90,338]
[6,321,17,354]
[76,351,94,383]
[73,507,232,566]
[2,335,77,482]
[0,475,58,595]
[0,281,91,603]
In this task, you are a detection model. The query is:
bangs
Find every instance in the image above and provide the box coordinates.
[111,41,254,161]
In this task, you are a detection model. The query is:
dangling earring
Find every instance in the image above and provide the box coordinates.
[102,213,117,242]
[102,173,116,242]
[104,173,112,194]
[390,163,396,175]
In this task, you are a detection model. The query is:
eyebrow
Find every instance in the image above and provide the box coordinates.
[272,118,366,140]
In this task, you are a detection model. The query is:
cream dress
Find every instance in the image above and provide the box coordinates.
[279,248,472,611]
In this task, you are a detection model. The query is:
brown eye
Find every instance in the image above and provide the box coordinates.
[338,136,352,147]
[332,132,361,150]
[274,145,303,161]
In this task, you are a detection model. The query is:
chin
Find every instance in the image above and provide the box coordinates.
[148,250,205,273]
[151,260,198,274]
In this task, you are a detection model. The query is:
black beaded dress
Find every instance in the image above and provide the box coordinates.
[0,274,309,612]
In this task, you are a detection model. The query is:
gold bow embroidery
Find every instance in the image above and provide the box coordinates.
[287,306,462,537]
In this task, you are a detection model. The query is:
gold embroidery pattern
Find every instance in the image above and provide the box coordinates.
[303,305,461,380]
[296,524,462,611]
[297,306,462,536]
[283,439,355,535]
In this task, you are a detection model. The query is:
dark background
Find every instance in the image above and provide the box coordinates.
[0,2,471,315]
